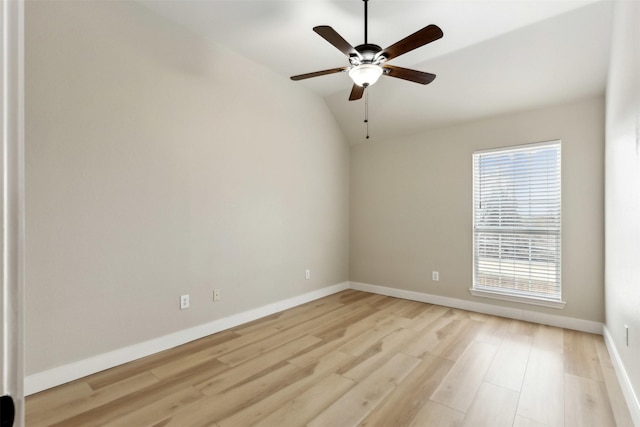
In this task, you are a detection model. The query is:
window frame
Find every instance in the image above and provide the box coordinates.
[470,140,565,309]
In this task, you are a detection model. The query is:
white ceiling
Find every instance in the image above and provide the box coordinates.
[138,0,613,144]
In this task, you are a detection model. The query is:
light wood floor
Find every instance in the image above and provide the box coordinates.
[26,290,634,427]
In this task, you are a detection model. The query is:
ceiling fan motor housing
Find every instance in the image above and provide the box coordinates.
[352,44,384,65]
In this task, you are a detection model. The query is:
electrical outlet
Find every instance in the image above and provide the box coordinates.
[305,269,311,280]
[213,289,221,302]
[432,271,439,281]
[180,294,190,309]
[625,324,629,346]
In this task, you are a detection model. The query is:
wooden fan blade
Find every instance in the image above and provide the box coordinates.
[383,65,436,85]
[290,66,349,81]
[314,26,361,58]
[349,84,365,101]
[379,25,443,61]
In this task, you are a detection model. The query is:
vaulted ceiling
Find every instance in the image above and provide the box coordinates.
[138,0,612,144]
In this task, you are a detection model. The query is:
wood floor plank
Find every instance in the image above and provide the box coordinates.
[385,299,429,319]
[484,332,532,391]
[516,347,564,427]
[286,319,372,368]
[155,352,352,427]
[216,325,310,367]
[508,319,538,338]
[402,311,478,361]
[218,304,376,367]
[216,351,354,427]
[532,323,564,354]
[402,311,458,357]
[357,298,415,326]
[563,329,604,381]
[430,340,498,412]
[335,291,387,307]
[45,366,220,427]
[408,400,465,427]
[462,382,519,426]
[159,362,307,426]
[232,299,344,336]
[471,313,510,345]
[564,373,616,427]
[250,373,354,427]
[26,371,160,427]
[337,315,410,357]
[513,415,549,427]
[103,386,205,427]
[308,352,420,427]
[368,295,405,309]
[404,303,451,332]
[195,334,321,395]
[429,317,483,361]
[152,358,230,386]
[358,354,455,427]
[25,380,93,418]
[150,327,281,379]
[338,327,417,382]
[305,305,376,340]
[325,289,378,306]
[85,329,239,390]
[397,300,434,319]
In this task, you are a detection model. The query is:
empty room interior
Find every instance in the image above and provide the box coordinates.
[15,0,640,426]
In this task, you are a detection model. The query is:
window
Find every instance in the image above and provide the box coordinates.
[471,141,563,308]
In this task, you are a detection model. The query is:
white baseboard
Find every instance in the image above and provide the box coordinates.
[603,326,640,426]
[24,281,609,396]
[349,281,603,334]
[24,281,349,396]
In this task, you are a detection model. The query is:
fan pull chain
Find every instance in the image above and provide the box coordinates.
[364,89,370,139]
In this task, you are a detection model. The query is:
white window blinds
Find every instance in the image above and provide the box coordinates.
[473,141,561,302]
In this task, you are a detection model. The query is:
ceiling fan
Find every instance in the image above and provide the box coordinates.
[290,0,443,101]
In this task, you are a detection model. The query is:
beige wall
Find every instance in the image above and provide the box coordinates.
[605,0,640,414]
[25,1,349,375]
[350,97,605,322]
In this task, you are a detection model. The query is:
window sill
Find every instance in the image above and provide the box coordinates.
[469,288,566,309]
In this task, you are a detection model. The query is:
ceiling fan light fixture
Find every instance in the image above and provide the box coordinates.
[349,64,383,87]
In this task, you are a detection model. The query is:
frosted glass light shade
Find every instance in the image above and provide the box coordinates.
[349,64,383,87]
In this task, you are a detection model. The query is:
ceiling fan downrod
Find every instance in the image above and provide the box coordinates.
[364,0,368,45]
